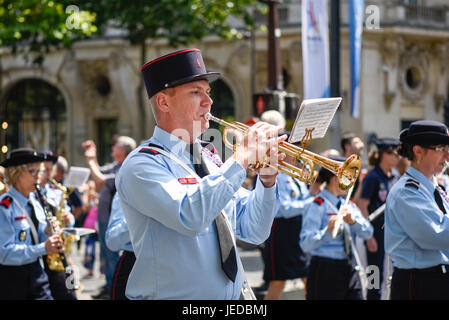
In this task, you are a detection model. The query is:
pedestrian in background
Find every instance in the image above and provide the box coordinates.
[82,135,136,299]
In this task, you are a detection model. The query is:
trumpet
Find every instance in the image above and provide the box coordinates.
[205,113,361,190]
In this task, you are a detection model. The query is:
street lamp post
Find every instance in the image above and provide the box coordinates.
[266,0,283,91]
[253,0,300,123]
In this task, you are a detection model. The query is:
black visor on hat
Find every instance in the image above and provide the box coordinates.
[400,120,449,146]
[375,137,400,150]
[1,148,46,168]
[141,48,220,99]
[39,151,58,163]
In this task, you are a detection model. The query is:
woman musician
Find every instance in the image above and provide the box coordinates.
[0,148,63,300]
[300,156,373,300]
[385,120,449,300]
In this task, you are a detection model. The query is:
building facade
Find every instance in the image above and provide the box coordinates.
[1,0,448,166]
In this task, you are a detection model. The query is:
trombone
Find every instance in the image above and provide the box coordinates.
[205,112,361,191]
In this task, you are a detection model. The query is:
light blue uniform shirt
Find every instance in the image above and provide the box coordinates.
[276,172,314,219]
[116,126,280,300]
[106,193,132,252]
[300,189,373,260]
[385,166,449,269]
[0,187,49,265]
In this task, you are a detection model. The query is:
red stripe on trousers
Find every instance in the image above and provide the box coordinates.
[112,251,127,300]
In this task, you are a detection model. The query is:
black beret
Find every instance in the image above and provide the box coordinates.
[39,151,58,163]
[400,120,449,146]
[141,48,220,99]
[375,137,400,150]
[1,148,46,168]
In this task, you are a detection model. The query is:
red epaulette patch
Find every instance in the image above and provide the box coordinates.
[0,196,13,209]
[139,148,159,155]
[178,177,198,185]
[14,216,26,221]
[313,197,324,206]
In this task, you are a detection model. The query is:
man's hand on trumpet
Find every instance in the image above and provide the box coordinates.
[232,121,287,188]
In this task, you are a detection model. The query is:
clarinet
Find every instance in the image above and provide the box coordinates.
[35,184,79,290]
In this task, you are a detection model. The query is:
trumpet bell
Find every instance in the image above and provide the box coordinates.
[337,154,361,191]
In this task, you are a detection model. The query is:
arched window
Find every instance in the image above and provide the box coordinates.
[0,79,66,161]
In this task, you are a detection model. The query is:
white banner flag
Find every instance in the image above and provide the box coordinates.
[302,0,330,99]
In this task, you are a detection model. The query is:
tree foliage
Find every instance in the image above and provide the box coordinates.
[0,0,97,55]
[73,0,259,46]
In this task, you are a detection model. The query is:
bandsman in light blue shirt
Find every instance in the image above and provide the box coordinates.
[38,151,75,228]
[262,165,316,299]
[106,193,132,253]
[300,157,373,300]
[106,193,134,300]
[35,151,77,300]
[0,148,64,300]
[385,120,449,300]
[116,49,286,299]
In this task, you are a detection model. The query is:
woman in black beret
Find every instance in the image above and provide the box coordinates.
[0,148,64,300]
[385,120,449,299]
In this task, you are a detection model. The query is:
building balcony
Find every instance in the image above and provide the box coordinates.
[247,0,449,31]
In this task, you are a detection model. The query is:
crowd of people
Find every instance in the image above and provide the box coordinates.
[1,48,449,300]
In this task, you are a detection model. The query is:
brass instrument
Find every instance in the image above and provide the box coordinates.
[205,112,361,191]
[35,184,78,290]
[48,178,77,271]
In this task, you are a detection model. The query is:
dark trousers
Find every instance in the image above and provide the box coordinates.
[44,259,77,300]
[0,260,53,300]
[366,219,384,300]
[98,221,120,290]
[111,250,136,300]
[391,266,449,300]
[263,216,310,282]
[306,256,363,300]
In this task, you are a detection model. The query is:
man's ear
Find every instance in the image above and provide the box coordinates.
[156,92,170,113]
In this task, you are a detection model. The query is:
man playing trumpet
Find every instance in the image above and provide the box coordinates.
[115,48,287,299]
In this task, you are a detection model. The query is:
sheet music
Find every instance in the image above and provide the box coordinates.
[62,227,96,238]
[64,166,91,188]
[289,97,342,143]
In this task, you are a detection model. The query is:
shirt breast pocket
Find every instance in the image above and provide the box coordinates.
[13,218,30,242]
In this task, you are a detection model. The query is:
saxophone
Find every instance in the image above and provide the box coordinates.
[46,179,77,271]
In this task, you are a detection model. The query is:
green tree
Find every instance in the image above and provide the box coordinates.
[73,0,260,138]
[1,0,264,140]
[0,0,96,55]
[0,0,97,159]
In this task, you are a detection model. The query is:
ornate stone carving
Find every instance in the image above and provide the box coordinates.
[398,44,429,102]
[379,36,405,110]
[78,59,114,114]
[430,41,449,112]
[234,44,250,65]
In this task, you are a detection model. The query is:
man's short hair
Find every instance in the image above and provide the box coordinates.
[56,156,69,174]
[340,132,357,151]
[116,136,137,155]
